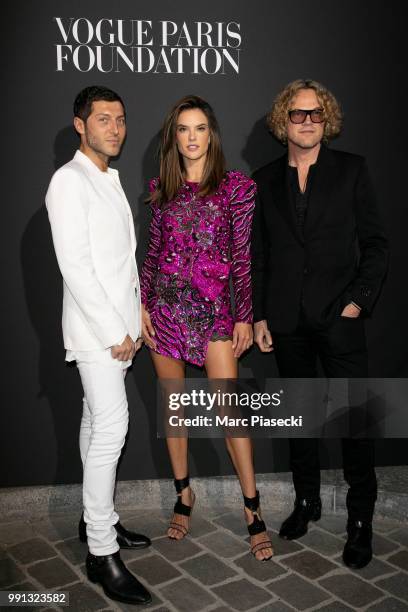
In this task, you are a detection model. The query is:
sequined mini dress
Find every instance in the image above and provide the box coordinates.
[140,171,256,366]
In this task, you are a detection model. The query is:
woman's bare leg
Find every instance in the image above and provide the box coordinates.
[150,351,194,539]
[204,340,273,560]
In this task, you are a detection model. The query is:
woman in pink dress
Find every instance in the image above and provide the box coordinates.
[140,95,273,561]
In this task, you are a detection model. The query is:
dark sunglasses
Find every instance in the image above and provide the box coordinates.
[288,108,325,124]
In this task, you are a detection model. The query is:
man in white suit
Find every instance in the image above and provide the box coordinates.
[46,86,151,605]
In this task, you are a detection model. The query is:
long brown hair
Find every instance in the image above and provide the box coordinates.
[150,95,226,204]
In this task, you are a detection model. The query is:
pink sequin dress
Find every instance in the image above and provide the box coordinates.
[140,171,256,366]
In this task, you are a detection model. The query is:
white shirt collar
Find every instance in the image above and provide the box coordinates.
[73,149,120,179]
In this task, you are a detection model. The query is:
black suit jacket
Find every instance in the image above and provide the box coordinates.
[251,145,388,332]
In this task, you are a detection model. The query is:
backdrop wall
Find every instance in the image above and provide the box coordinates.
[1,0,407,488]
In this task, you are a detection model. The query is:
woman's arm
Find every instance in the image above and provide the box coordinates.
[140,180,162,306]
[230,173,257,323]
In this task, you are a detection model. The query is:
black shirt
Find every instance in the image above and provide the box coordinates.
[287,164,316,233]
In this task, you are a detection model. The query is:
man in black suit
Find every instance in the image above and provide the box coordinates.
[251,79,388,569]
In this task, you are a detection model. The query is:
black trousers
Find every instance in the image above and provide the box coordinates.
[273,311,377,522]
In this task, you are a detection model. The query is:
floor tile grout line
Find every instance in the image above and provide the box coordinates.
[264,555,393,610]
[368,574,408,605]
[10,533,115,608]
[40,519,408,604]
[139,539,238,608]
[133,535,408,612]
[26,524,175,609]
[2,510,407,612]
[273,576,377,611]
[153,529,280,610]
[5,538,87,596]
[176,543,290,590]
[156,573,226,610]
[370,564,405,580]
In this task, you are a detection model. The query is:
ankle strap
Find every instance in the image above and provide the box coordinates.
[243,490,260,513]
[174,475,190,494]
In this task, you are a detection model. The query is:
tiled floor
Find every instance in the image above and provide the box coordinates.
[1,506,408,611]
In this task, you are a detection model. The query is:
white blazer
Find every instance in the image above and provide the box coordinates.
[46,150,141,351]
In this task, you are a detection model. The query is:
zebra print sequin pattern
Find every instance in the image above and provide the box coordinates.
[139,171,256,366]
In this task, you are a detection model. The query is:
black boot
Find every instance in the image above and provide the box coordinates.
[343,520,373,569]
[79,513,151,549]
[279,497,321,540]
[86,551,151,605]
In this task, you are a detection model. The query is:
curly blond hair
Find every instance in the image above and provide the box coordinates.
[267,79,343,144]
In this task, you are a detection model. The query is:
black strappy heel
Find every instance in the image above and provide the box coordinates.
[244,490,273,561]
[168,475,195,539]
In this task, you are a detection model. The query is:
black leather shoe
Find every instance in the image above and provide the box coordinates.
[79,514,151,549]
[342,520,373,569]
[279,497,322,540]
[86,551,152,605]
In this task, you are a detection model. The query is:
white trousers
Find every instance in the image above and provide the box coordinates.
[75,349,129,556]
